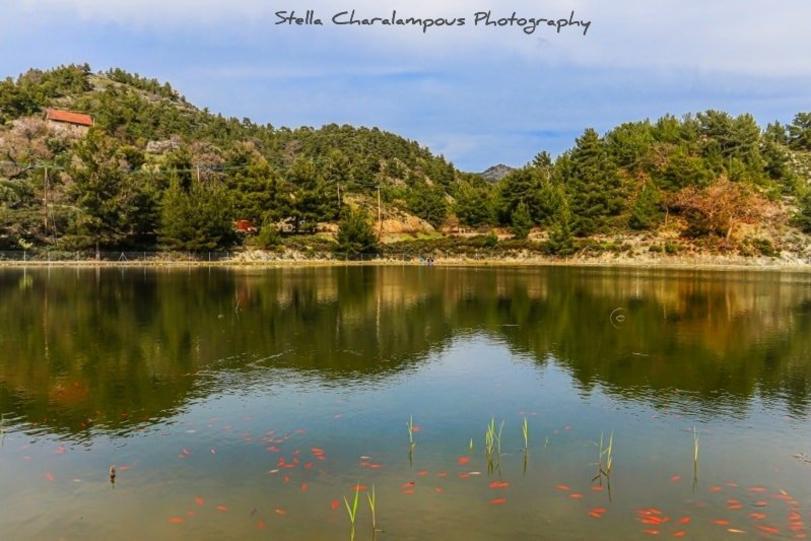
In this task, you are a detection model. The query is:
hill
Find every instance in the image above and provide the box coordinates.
[0,64,809,260]
[480,164,515,182]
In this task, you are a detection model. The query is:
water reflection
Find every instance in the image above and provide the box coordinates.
[0,266,809,437]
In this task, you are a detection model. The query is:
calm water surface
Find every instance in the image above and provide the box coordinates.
[0,266,810,540]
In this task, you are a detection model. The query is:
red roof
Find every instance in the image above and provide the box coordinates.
[45,109,93,127]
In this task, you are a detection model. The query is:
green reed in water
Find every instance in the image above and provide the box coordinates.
[344,484,361,532]
[595,432,614,477]
[484,418,505,462]
[407,416,415,446]
[521,417,529,450]
[692,426,700,477]
[367,485,378,532]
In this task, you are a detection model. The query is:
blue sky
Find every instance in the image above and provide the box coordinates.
[2,1,810,171]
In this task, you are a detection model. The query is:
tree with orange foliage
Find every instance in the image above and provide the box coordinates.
[670,179,770,241]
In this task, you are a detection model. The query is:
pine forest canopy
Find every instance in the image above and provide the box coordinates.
[0,64,809,253]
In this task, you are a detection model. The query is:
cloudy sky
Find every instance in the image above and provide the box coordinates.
[2,1,810,170]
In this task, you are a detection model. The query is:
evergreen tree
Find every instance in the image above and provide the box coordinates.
[454,182,494,227]
[795,191,811,234]
[546,200,575,256]
[498,167,546,224]
[564,129,623,236]
[788,113,811,151]
[629,181,662,230]
[67,130,156,251]
[606,121,654,172]
[532,151,553,171]
[511,202,533,240]
[764,122,788,145]
[408,181,448,229]
[335,207,379,258]
[225,144,281,226]
[283,157,333,233]
[159,181,234,251]
[658,146,712,190]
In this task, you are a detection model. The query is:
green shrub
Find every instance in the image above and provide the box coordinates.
[253,223,282,250]
[335,207,379,258]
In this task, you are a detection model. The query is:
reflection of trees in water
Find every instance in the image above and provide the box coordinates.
[0,267,809,437]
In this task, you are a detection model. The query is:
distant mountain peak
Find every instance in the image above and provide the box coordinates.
[479,164,515,182]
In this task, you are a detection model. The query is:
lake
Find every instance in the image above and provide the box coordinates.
[0,266,809,540]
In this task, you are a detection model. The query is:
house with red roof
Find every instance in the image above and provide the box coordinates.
[44,109,93,136]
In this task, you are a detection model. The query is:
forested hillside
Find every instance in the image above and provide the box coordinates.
[0,64,809,258]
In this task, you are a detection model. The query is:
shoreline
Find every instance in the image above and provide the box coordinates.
[2,254,810,273]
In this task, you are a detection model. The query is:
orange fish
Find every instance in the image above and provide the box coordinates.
[749,512,766,521]
[330,499,341,511]
[44,472,55,482]
[643,529,660,536]
[672,531,686,538]
[671,475,681,482]
[194,497,205,507]
[489,498,507,505]
[570,493,584,500]
[457,456,471,466]
[678,516,691,525]
[489,481,510,490]
[256,519,266,530]
[275,508,287,516]
[216,505,228,513]
[556,484,571,491]
[713,519,730,526]
[300,483,309,493]
[167,516,184,525]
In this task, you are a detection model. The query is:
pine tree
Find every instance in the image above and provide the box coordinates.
[159,181,234,251]
[498,167,546,224]
[564,129,623,236]
[546,200,575,256]
[336,207,379,258]
[454,182,494,227]
[283,157,333,233]
[226,143,281,227]
[511,202,533,240]
[67,130,155,251]
[796,191,811,234]
[408,181,448,229]
[629,181,662,230]
[788,113,811,151]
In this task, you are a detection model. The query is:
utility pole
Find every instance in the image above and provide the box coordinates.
[377,185,383,239]
[43,166,50,236]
